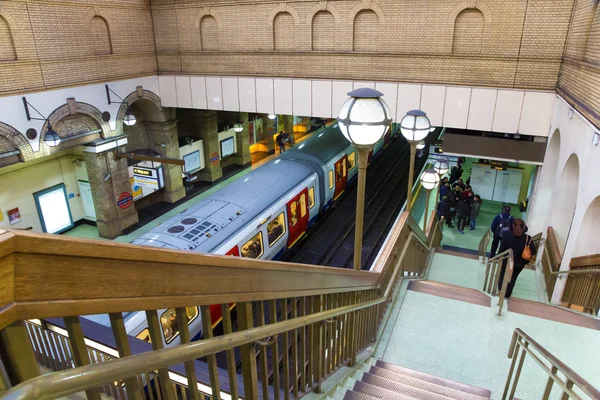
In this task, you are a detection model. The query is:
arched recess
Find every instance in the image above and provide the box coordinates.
[0,15,17,61]
[449,1,492,54]
[40,101,110,154]
[529,129,561,233]
[353,10,379,52]
[199,15,219,51]
[273,12,295,51]
[0,123,32,166]
[584,2,600,61]
[312,11,336,51]
[90,16,113,55]
[116,89,169,151]
[551,153,580,253]
[571,196,600,257]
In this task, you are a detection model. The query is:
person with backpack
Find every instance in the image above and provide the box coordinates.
[497,218,537,298]
[490,205,514,258]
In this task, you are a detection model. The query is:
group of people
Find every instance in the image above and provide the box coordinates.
[276,131,295,154]
[436,164,483,234]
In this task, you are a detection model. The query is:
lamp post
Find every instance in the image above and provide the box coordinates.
[338,88,392,270]
[420,169,440,231]
[400,110,431,211]
[433,157,450,202]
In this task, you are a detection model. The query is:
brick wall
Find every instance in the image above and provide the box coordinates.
[0,0,156,96]
[152,0,574,90]
[558,0,600,127]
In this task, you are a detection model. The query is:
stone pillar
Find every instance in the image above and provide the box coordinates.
[83,149,138,239]
[233,113,252,166]
[144,119,186,204]
[263,115,276,154]
[195,110,222,182]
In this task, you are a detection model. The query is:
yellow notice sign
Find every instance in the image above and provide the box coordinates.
[0,209,3,222]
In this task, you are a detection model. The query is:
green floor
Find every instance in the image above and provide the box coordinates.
[379,272,600,400]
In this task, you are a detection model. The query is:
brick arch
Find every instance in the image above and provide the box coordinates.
[349,0,385,24]
[0,122,33,162]
[268,3,300,50]
[0,6,20,60]
[85,7,113,55]
[307,2,341,51]
[448,0,492,53]
[84,6,111,24]
[194,8,223,30]
[115,88,167,133]
[41,101,110,152]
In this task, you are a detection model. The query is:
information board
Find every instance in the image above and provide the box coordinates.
[492,168,523,204]
[183,151,201,174]
[470,164,497,201]
[220,137,235,158]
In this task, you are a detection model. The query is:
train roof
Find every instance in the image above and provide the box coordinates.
[132,159,314,253]
[283,124,350,164]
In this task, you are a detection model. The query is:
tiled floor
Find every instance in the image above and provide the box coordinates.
[381,289,600,399]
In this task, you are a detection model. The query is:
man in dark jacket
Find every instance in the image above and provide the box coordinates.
[490,206,514,257]
[497,219,537,298]
[437,196,450,222]
[456,198,469,233]
[469,195,482,230]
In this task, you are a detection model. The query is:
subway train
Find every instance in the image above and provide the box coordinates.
[83,123,398,347]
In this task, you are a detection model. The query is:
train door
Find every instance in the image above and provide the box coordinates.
[333,156,348,200]
[287,188,309,247]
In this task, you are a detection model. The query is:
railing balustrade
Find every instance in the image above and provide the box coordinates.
[503,328,600,400]
[552,254,600,316]
[482,249,514,316]
[478,229,491,265]
[0,211,433,400]
[541,226,562,301]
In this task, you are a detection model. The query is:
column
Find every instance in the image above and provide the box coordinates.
[144,119,186,204]
[233,113,252,166]
[262,115,276,154]
[195,110,223,182]
[83,150,138,239]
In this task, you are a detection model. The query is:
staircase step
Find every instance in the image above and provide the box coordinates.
[343,389,383,400]
[375,360,492,398]
[369,365,489,400]
[507,298,600,331]
[407,280,491,307]
[361,373,454,400]
[352,381,419,400]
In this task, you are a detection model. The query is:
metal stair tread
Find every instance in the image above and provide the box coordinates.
[343,389,385,400]
[352,381,421,400]
[361,373,456,400]
[374,360,492,398]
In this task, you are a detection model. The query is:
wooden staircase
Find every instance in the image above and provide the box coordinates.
[343,360,491,400]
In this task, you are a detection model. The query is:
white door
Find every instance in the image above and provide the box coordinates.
[78,181,97,220]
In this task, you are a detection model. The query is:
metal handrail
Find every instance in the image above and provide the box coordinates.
[478,230,491,264]
[482,249,514,316]
[2,231,427,400]
[503,328,600,400]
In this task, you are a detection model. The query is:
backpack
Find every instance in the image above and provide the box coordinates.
[495,215,511,238]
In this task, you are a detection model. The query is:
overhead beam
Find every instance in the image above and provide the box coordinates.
[114,152,185,166]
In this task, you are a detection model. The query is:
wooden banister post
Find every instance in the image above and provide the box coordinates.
[237,302,258,400]
[0,321,40,386]
[145,310,176,400]
[109,313,143,400]
[63,317,102,400]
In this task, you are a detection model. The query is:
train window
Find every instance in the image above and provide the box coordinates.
[348,152,356,171]
[161,306,199,344]
[290,201,298,227]
[241,232,264,259]
[300,194,307,218]
[342,157,347,177]
[136,328,151,343]
[329,170,334,189]
[308,187,315,209]
[267,213,285,246]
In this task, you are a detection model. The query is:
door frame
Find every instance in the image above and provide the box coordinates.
[286,188,309,247]
[333,155,348,200]
[33,183,74,234]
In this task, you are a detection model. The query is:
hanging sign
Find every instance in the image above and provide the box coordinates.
[210,152,220,165]
[8,208,22,225]
[117,192,133,209]
[133,166,160,190]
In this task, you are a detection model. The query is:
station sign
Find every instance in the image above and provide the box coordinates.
[133,166,161,190]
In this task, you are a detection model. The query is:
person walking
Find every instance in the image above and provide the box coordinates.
[469,195,482,230]
[456,198,469,234]
[277,132,286,154]
[437,195,450,223]
[490,205,514,257]
[497,219,537,298]
[446,189,458,228]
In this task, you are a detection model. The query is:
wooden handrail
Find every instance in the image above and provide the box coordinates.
[570,254,600,267]
[504,328,600,400]
[550,269,600,276]
[0,227,379,331]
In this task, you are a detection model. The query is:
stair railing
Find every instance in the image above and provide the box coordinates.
[478,230,491,265]
[482,249,514,316]
[541,226,562,301]
[550,254,600,315]
[503,328,600,400]
[0,211,435,400]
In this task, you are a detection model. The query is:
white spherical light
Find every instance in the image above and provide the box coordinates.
[233,122,244,133]
[434,159,449,176]
[43,125,61,147]
[400,110,431,142]
[124,110,137,127]
[337,88,392,148]
[420,168,440,190]
[268,114,276,120]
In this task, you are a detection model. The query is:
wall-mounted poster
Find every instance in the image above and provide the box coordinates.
[255,118,264,142]
[8,207,21,225]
